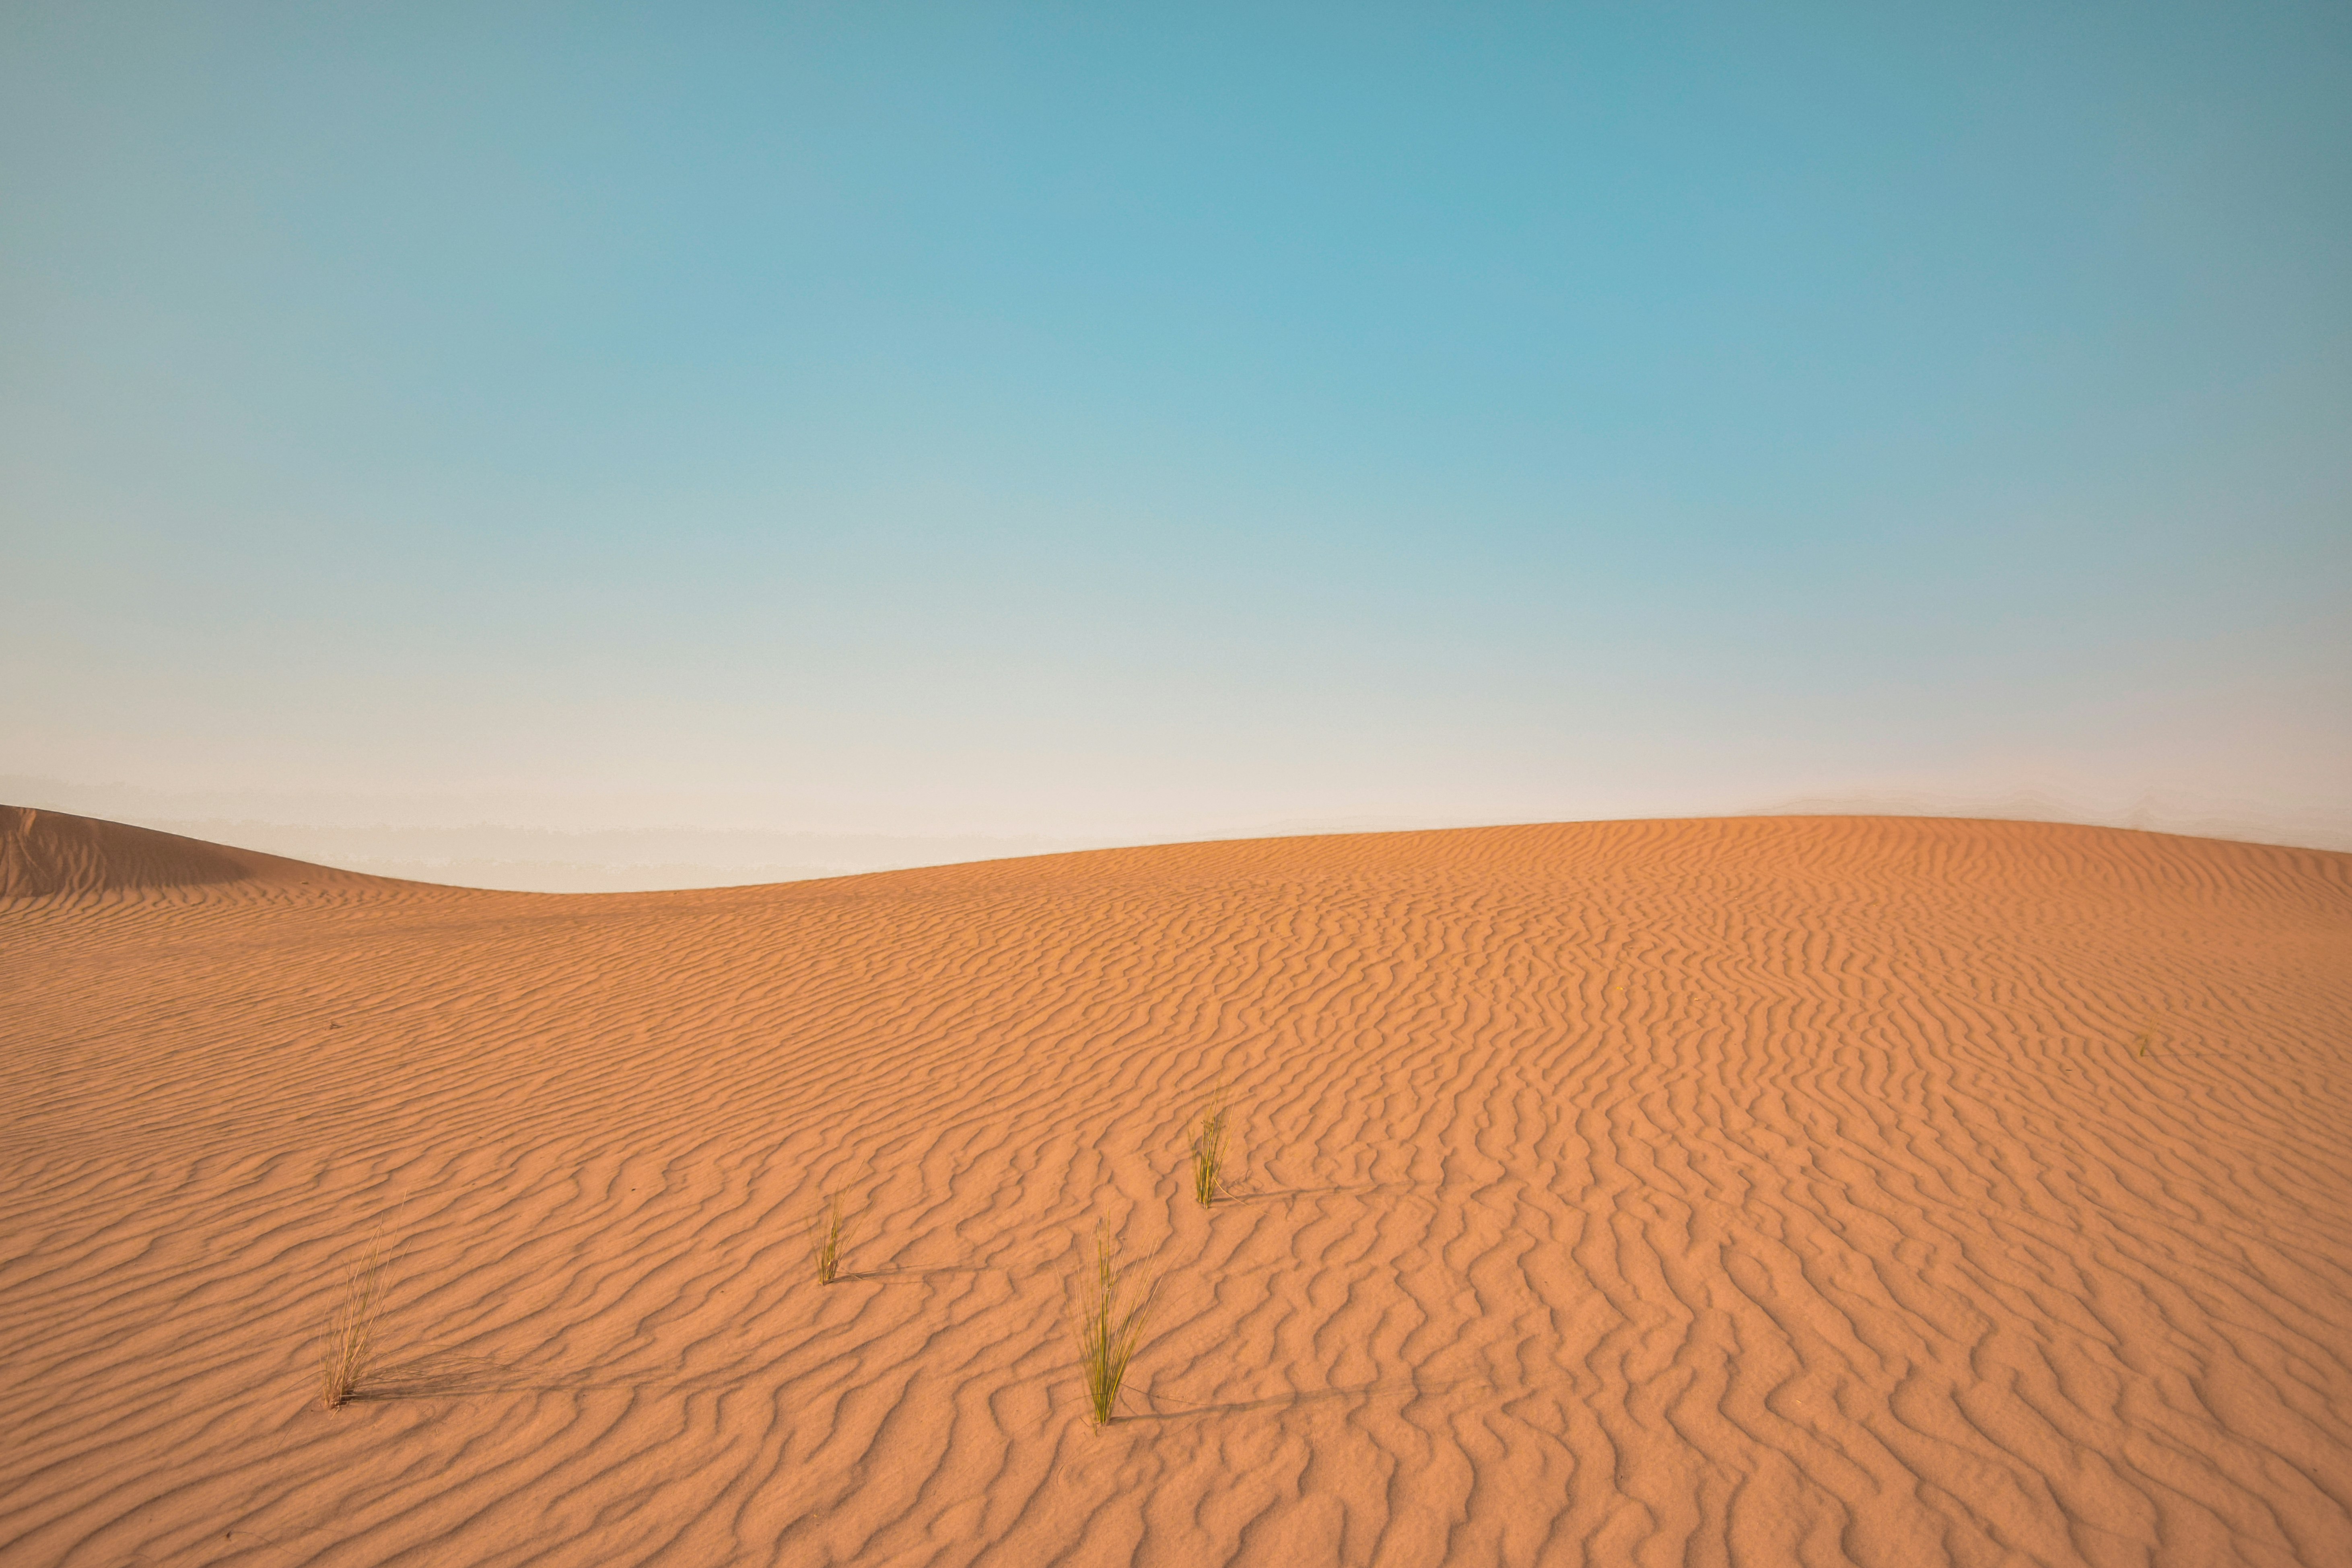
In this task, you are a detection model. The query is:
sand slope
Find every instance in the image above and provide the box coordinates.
[3,812,2349,1567]
[0,805,377,900]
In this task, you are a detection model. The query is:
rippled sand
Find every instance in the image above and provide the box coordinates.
[5,806,2349,1566]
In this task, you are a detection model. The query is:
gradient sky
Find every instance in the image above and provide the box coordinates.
[5,1,2347,841]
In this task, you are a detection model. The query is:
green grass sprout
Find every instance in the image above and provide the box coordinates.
[1189,1086,1231,1209]
[1075,1225,1152,1426]
[319,1242,390,1410]
[814,1192,853,1285]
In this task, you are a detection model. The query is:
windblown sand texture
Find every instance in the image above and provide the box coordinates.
[5,805,2350,1566]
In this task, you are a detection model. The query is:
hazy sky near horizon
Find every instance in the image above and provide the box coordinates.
[5,2,2347,837]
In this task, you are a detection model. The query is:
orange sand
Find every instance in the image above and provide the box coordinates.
[4,805,2349,1566]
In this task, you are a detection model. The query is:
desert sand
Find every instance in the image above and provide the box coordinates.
[4,804,2349,1567]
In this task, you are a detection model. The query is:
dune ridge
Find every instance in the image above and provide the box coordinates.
[0,804,382,901]
[3,812,2349,1566]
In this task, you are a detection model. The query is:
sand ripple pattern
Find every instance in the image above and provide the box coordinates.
[4,815,2350,1566]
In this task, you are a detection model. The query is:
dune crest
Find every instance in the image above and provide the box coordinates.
[3,813,2349,1566]
[0,803,382,900]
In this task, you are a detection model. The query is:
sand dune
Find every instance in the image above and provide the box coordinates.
[4,808,2349,1566]
[0,805,377,900]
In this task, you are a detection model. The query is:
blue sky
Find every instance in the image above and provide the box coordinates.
[4,1,2347,845]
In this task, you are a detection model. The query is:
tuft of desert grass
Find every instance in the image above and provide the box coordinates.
[1075,1226,1152,1427]
[813,1193,852,1285]
[319,1242,390,1410]
[1188,1086,1231,1209]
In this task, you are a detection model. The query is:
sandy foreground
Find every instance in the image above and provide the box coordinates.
[4,805,2349,1568]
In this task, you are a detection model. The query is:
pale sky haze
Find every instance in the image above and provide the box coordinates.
[4,2,2347,884]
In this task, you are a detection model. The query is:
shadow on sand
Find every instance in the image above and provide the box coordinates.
[353,1354,749,1401]
[1214,1182,1433,1207]
[1119,1375,1488,1422]
[351,1352,575,1401]
[830,1263,1002,1283]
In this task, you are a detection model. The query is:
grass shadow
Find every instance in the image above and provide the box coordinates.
[831,1263,1002,1283]
[1123,1374,1488,1421]
[1217,1183,1356,1205]
[1217,1182,1433,1207]
[349,1352,589,1401]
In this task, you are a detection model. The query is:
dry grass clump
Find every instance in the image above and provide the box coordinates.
[1075,1226,1152,1427]
[319,1242,390,1410]
[813,1193,853,1285]
[1189,1086,1231,1209]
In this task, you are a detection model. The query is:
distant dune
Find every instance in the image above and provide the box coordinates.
[0,804,381,899]
[4,810,2349,1566]
[0,777,1110,893]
